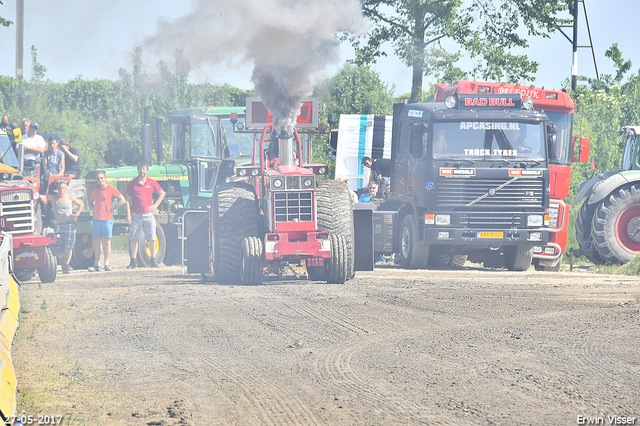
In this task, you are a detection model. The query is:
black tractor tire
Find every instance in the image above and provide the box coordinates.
[327,234,348,284]
[14,269,36,282]
[162,223,181,266]
[37,247,57,283]
[592,184,640,264]
[398,215,428,269]
[315,179,355,280]
[241,236,264,285]
[575,201,607,264]
[213,183,260,284]
[70,233,95,269]
[427,251,452,268]
[533,254,563,272]
[504,245,533,271]
[137,223,167,267]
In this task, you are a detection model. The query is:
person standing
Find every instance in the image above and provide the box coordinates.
[23,122,46,177]
[362,156,392,187]
[44,136,65,176]
[44,179,84,274]
[126,162,165,269]
[59,139,81,179]
[88,171,127,272]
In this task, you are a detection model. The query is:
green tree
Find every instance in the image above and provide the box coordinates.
[29,46,47,83]
[354,0,569,102]
[0,1,12,28]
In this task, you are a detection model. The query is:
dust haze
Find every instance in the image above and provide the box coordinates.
[144,0,365,133]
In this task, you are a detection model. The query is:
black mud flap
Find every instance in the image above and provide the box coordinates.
[353,204,375,271]
[183,211,210,274]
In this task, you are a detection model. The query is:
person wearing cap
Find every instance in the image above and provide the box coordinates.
[43,179,84,274]
[59,138,81,179]
[361,156,392,187]
[23,121,46,177]
[44,136,65,176]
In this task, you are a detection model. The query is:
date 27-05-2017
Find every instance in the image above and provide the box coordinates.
[8,414,63,425]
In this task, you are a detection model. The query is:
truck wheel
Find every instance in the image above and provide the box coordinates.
[327,234,348,284]
[37,247,57,283]
[214,183,259,284]
[137,223,167,267]
[14,269,36,282]
[504,245,533,271]
[575,201,606,264]
[316,180,355,280]
[70,233,95,269]
[592,185,640,264]
[534,254,563,272]
[399,215,428,269]
[450,254,468,268]
[241,236,264,285]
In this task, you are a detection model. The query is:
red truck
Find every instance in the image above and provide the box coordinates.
[0,122,57,283]
[435,81,590,270]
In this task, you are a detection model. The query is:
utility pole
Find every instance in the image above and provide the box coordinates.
[571,0,578,91]
[15,0,24,80]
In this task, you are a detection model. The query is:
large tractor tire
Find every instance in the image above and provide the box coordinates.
[398,215,428,269]
[504,245,533,271]
[241,236,264,285]
[70,233,95,269]
[591,184,640,264]
[37,247,57,283]
[534,254,563,272]
[428,251,452,268]
[327,234,348,284]
[575,201,607,264]
[137,223,167,267]
[450,254,468,268]
[315,179,355,280]
[213,183,260,284]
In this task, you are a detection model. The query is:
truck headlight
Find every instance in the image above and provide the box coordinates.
[435,214,450,225]
[547,206,559,228]
[303,178,313,187]
[445,96,456,109]
[527,215,543,227]
[273,178,283,189]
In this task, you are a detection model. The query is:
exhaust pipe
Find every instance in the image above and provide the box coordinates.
[278,129,294,166]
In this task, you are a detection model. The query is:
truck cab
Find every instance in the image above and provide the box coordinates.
[378,93,553,270]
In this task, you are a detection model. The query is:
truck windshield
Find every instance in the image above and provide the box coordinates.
[0,134,20,168]
[220,118,254,157]
[544,111,573,165]
[432,121,545,161]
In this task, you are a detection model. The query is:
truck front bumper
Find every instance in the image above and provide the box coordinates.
[423,227,549,246]
[264,232,332,261]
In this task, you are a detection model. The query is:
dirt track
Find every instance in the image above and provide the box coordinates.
[12,257,640,425]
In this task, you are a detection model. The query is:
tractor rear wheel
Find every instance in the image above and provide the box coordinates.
[592,185,640,264]
[137,223,167,267]
[399,215,428,269]
[504,245,533,271]
[241,236,264,285]
[315,179,355,280]
[213,183,260,284]
[450,254,468,268]
[575,201,606,264]
[327,234,348,284]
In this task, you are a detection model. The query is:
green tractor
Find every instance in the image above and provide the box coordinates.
[574,126,640,264]
[74,106,255,268]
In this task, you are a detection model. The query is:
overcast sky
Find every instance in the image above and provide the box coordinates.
[0,0,638,96]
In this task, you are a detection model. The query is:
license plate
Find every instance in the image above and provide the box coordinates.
[477,231,504,239]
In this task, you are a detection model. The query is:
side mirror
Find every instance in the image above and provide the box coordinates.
[571,136,591,163]
[410,122,425,159]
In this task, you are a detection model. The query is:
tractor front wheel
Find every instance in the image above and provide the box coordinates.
[241,236,264,285]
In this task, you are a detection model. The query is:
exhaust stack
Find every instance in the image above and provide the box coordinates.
[278,129,295,166]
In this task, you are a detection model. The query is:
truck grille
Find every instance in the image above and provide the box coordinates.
[436,178,544,208]
[274,192,313,223]
[459,212,523,229]
[0,189,35,234]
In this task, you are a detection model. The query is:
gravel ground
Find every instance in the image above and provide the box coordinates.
[12,257,640,425]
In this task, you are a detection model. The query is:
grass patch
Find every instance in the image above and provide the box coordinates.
[111,235,129,251]
[615,254,640,276]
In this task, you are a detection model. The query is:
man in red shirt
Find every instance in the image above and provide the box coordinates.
[126,162,165,269]
[89,171,127,272]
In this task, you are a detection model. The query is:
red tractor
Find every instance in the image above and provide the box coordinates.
[201,98,355,284]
